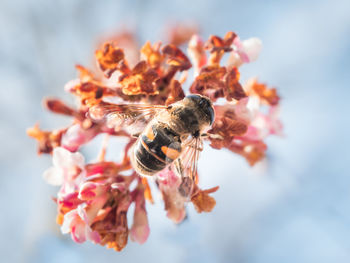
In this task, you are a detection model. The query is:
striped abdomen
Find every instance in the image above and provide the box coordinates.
[132,122,182,176]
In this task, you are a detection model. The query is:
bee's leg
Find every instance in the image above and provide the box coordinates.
[174,158,194,198]
[178,177,193,198]
[200,133,208,139]
[131,133,141,138]
[173,158,183,176]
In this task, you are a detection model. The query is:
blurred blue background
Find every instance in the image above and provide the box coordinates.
[1,0,350,262]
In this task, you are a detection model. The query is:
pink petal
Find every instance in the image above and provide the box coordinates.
[61,206,102,244]
[267,106,284,136]
[167,207,186,224]
[77,204,89,224]
[78,182,98,200]
[71,223,87,243]
[157,168,181,188]
[244,126,262,141]
[84,194,109,224]
[58,192,81,209]
[130,209,150,244]
[86,229,101,244]
[61,209,87,243]
[188,34,207,76]
[61,124,97,152]
[237,50,250,63]
[130,193,150,244]
[234,96,260,123]
[234,97,251,122]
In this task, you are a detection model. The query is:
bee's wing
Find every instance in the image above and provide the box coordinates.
[89,101,167,134]
[173,136,203,198]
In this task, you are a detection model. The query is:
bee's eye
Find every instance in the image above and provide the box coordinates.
[207,105,215,125]
[199,98,215,125]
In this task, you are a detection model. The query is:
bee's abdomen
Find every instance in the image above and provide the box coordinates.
[133,124,181,176]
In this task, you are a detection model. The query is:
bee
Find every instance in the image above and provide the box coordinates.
[89,94,215,197]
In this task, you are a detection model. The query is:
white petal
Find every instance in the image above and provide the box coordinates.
[43,167,64,185]
[227,52,243,68]
[52,147,85,169]
[64,78,80,92]
[52,147,72,168]
[70,151,85,169]
[242,37,262,62]
[61,209,76,234]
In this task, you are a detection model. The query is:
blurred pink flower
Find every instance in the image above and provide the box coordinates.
[228,37,262,67]
[61,205,100,243]
[130,188,150,244]
[188,34,207,76]
[157,168,186,223]
[61,190,108,243]
[61,124,99,152]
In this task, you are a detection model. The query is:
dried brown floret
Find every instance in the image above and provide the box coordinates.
[141,41,164,69]
[75,64,95,82]
[190,66,226,101]
[162,44,192,71]
[119,61,159,95]
[66,66,119,106]
[208,104,248,149]
[224,67,247,101]
[205,31,237,65]
[44,98,84,120]
[191,186,219,213]
[99,30,139,66]
[165,80,185,105]
[246,79,280,106]
[27,123,65,154]
[96,43,125,78]
[70,82,109,106]
[228,139,267,166]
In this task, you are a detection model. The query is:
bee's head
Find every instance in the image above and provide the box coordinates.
[185,94,215,125]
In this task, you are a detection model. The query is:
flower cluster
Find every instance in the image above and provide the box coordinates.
[27,27,282,251]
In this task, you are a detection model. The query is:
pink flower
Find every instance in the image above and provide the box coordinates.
[78,182,107,200]
[43,147,85,188]
[61,205,100,244]
[130,190,150,244]
[57,192,83,211]
[61,193,108,243]
[234,96,259,123]
[157,168,187,223]
[244,106,283,141]
[157,167,181,188]
[61,124,98,152]
[234,95,283,141]
[187,35,207,76]
[228,37,262,67]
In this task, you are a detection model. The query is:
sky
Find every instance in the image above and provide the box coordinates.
[1,0,350,262]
